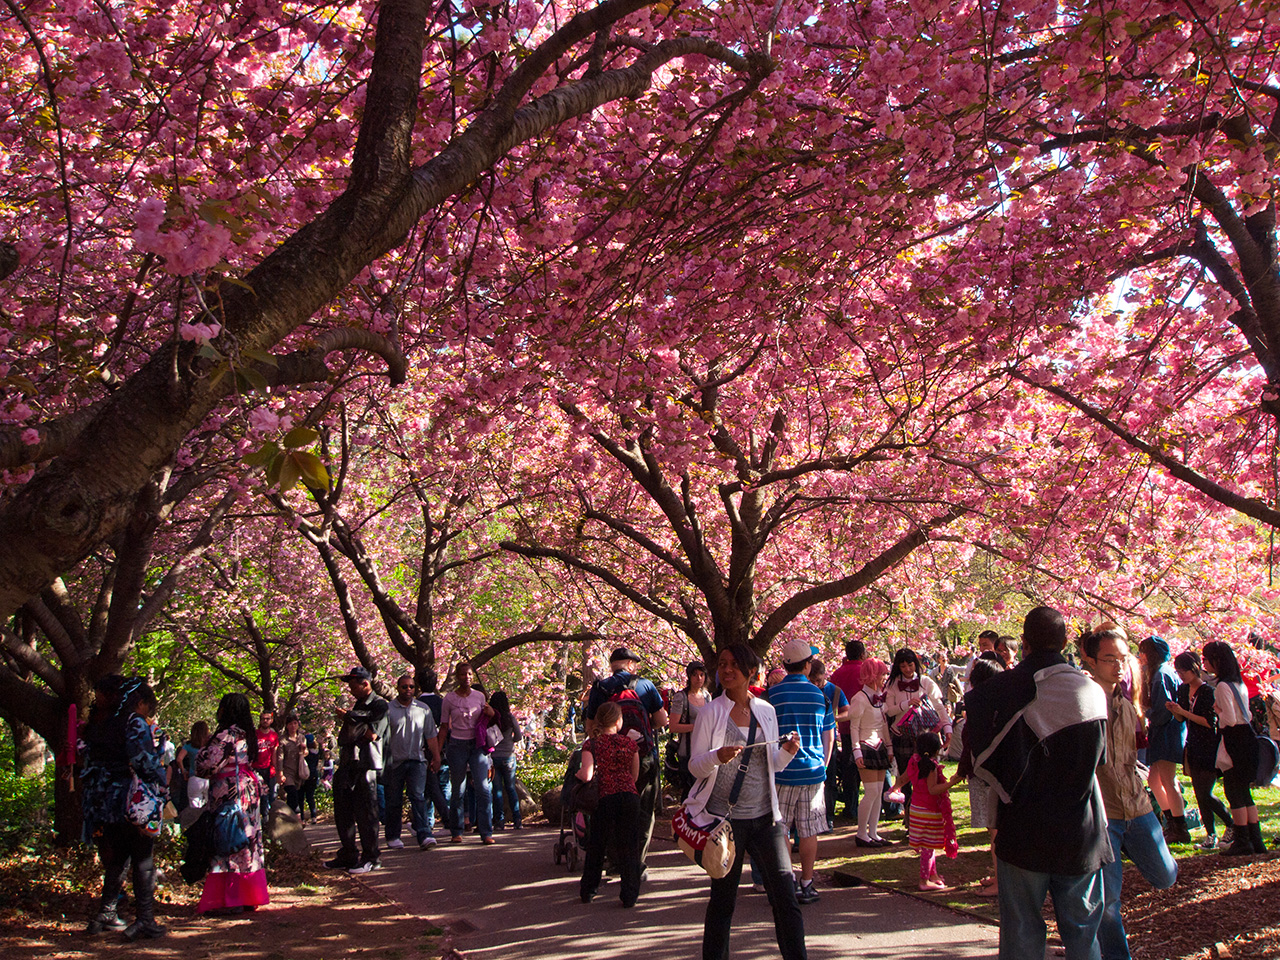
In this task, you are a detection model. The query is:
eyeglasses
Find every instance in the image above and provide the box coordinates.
[1095,657,1125,666]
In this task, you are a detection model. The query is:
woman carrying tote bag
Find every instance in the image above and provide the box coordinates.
[684,643,804,960]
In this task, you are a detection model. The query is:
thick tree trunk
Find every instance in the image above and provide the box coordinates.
[8,719,46,777]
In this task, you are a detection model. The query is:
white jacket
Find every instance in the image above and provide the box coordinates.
[683,693,794,826]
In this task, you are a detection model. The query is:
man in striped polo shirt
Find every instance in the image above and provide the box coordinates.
[768,637,836,905]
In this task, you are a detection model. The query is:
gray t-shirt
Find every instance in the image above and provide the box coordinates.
[386,698,439,764]
[705,719,771,820]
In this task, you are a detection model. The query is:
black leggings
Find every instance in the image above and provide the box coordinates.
[1187,767,1233,833]
[1222,768,1254,811]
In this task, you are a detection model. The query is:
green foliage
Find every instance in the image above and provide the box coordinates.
[518,743,576,802]
[242,427,330,492]
[0,732,54,852]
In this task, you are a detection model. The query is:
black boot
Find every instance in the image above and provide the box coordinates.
[85,904,127,935]
[1249,822,1266,854]
[1165,815,1191,845]
[1221,828,1255,857]
[124,852,165,941]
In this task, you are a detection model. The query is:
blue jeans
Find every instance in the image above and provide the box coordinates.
[384,760,433,844]
[491,754,522,828]
[446,739,492,839]
[1101,813,1178,960]
[997,858,1104,960]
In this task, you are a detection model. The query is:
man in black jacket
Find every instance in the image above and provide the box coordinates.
[968,606,1111,960]
[327,666,390,874]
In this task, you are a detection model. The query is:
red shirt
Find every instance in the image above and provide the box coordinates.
[830,660,864,736]
[254,728,279,775]
[587,733,638,797]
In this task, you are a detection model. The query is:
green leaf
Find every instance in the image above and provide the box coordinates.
[241,444,281,467]
[196,343,223,361]
[291,451,330,491]
[243,347,278,368]
[236,367,270,394]
[277,453,302,491]
[264,453,284,488]
[282,426,319,449]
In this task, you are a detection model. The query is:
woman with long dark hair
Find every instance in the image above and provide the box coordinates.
[685,643,805,960]
[1139,636,1189,843]
[1166,651,1234,849]
[81,675,169,940]
[197,692,268,913]
[883,648,951,825]
[489,690,524,829]
[1202,641,1266,855]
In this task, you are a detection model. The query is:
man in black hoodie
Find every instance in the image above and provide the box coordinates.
[968,606,1111,960]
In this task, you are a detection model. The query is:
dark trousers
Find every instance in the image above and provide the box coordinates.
[300,774,318,820]
[96,821,157,924]
[838,738,861,814]
[283,784,304,817]
[703,814,807,960]
[581,791,641,906]
[1187,767,1233,834]
[256,770,276,820]
[637,754,659,864]
[333,764,381,864]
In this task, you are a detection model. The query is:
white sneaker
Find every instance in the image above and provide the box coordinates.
[386,838,405,850]
[419,836,437,849]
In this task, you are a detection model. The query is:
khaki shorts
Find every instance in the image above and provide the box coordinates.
[776,782,826,839]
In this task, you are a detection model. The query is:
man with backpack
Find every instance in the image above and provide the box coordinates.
[584,647,668,874]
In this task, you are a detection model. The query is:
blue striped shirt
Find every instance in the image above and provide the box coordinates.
[768,674,835,785]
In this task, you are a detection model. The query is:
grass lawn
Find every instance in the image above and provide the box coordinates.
[821,772,1280,924]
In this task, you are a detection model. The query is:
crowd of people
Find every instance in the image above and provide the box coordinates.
[77,617,1278,960]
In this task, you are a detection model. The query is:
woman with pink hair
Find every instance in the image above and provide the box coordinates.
[846,658,892,846]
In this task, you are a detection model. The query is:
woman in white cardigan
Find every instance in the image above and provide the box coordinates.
[685,643,805,960]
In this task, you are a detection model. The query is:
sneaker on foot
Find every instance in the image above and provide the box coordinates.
[386,838,405,850]
[1196,835,1219,850]
[1218,828,1236,848]
[751,882,766,893]
[796,880,820,904]
[348,860,381,875]
[325,857,358,870]
[419,836,437,849]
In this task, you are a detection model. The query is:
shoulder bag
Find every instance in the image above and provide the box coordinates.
[213,763,251,857]
[670,710,758,879]
[1224,682,1279,787]
[569,738,601,813]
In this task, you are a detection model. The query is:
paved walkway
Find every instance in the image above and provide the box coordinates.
[305,821,1001,960]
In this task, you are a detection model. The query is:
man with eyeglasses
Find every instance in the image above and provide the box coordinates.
[1080,625,1178,960]
[968,606,1111,960]
[384,673,442,851]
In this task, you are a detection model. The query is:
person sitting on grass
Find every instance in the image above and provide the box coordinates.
[893,731,958,891]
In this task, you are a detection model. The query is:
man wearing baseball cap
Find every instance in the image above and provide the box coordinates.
[584,647,668,873]
[327,666,390,874]
[767,638,836,905]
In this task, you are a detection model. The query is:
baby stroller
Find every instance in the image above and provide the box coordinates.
[552,744,589,871]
